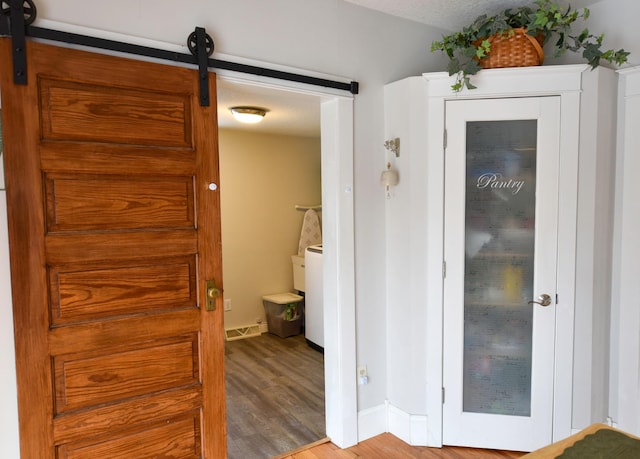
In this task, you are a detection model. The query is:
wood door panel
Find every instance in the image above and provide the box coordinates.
[1,38,226,458]
[39,78,193,148]
[56,413,201,459]
[54,334,199,414]
[32,42,202,101]
[49,257,197,326]
[49,310,200,355]
[44,173,195,231]
[45,231,197,263]
[40,143,195,176]
[53,386,201,444]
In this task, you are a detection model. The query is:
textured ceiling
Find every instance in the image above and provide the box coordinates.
[343,0,596,31]
[219,0,599,137]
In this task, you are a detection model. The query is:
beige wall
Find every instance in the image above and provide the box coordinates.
[219,128,321,330]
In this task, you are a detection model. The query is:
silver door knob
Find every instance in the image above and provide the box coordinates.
[528,294,552,307]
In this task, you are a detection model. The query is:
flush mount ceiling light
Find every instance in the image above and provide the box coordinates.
[229,106,268,124]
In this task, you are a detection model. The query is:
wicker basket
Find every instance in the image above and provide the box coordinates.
[476,27,544,69]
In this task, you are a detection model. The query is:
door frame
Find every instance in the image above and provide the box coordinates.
[421,67,591,447]
[215,71,357,447]
[0,21,358,451]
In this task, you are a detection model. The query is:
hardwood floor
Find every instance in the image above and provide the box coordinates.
[225,332,326,458]
[276,434,527,459]
[226,333,527,459]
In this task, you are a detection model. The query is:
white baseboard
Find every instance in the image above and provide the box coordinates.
[388,403,428,446]
[357,401,428,446]
[358,403,387,442]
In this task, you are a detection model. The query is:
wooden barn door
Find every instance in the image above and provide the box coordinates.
[0,38,226,458]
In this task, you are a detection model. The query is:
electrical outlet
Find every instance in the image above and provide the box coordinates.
[357,365,368,385]
[224,299,232,311]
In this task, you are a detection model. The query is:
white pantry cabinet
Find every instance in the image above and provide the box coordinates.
[610,66,640,437]
[383,64,617,450]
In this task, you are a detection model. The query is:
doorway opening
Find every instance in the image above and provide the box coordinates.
[216,74,358,455]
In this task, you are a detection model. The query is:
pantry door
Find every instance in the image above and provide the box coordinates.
[443,97,560,452]
[0,39,225,458]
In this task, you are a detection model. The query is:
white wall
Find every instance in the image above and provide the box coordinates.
[562,0,640,435]
[0,190,19,459]
[544,0,640,69]
[0,0,449,455]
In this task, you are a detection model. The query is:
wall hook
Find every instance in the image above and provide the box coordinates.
[384,137,400,157]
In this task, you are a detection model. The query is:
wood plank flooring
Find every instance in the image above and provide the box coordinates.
[277,434,527,459]
[225,332,326,458]
[226,333,527,459]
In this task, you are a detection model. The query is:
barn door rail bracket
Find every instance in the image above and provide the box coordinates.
[1,0,37,85]
[0,3,359,97]
[187,27,214,107]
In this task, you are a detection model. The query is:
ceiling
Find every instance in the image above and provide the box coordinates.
[217,0,598,138]
[343,0,596,31]
[217,78,321,138]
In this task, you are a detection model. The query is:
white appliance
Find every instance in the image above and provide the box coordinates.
[291,254,305,292]
[304,244,323,350]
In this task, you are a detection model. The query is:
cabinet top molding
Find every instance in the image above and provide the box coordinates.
[421,64,604,99]
[617,66,640,98]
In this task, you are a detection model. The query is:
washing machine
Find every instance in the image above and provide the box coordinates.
[304,244,323,351]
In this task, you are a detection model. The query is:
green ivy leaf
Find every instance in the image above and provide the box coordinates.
[582,42,603,67]
[447,58,462,76]
[431,0,629,93]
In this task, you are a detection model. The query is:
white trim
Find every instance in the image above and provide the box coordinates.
[388,404,428,446]
[321,98,358,447]
[611,66,640,436]
[423,64,587,98]
[357,403,388,442]
[357,402,428,446]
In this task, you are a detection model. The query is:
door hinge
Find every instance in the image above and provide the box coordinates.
[443,129,447,149]
[556,293,559,304]
[442,387,445,404]
[442,260,446,279]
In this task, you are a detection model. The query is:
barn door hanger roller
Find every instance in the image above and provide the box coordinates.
[0,0,37,85]
[0,0,214,105]
[187,26,215,106]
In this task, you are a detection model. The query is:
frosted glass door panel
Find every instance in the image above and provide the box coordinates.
[463,120,536,416]
[444,94,559,452]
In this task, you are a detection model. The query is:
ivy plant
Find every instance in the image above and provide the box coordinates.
[431,0,629,92]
